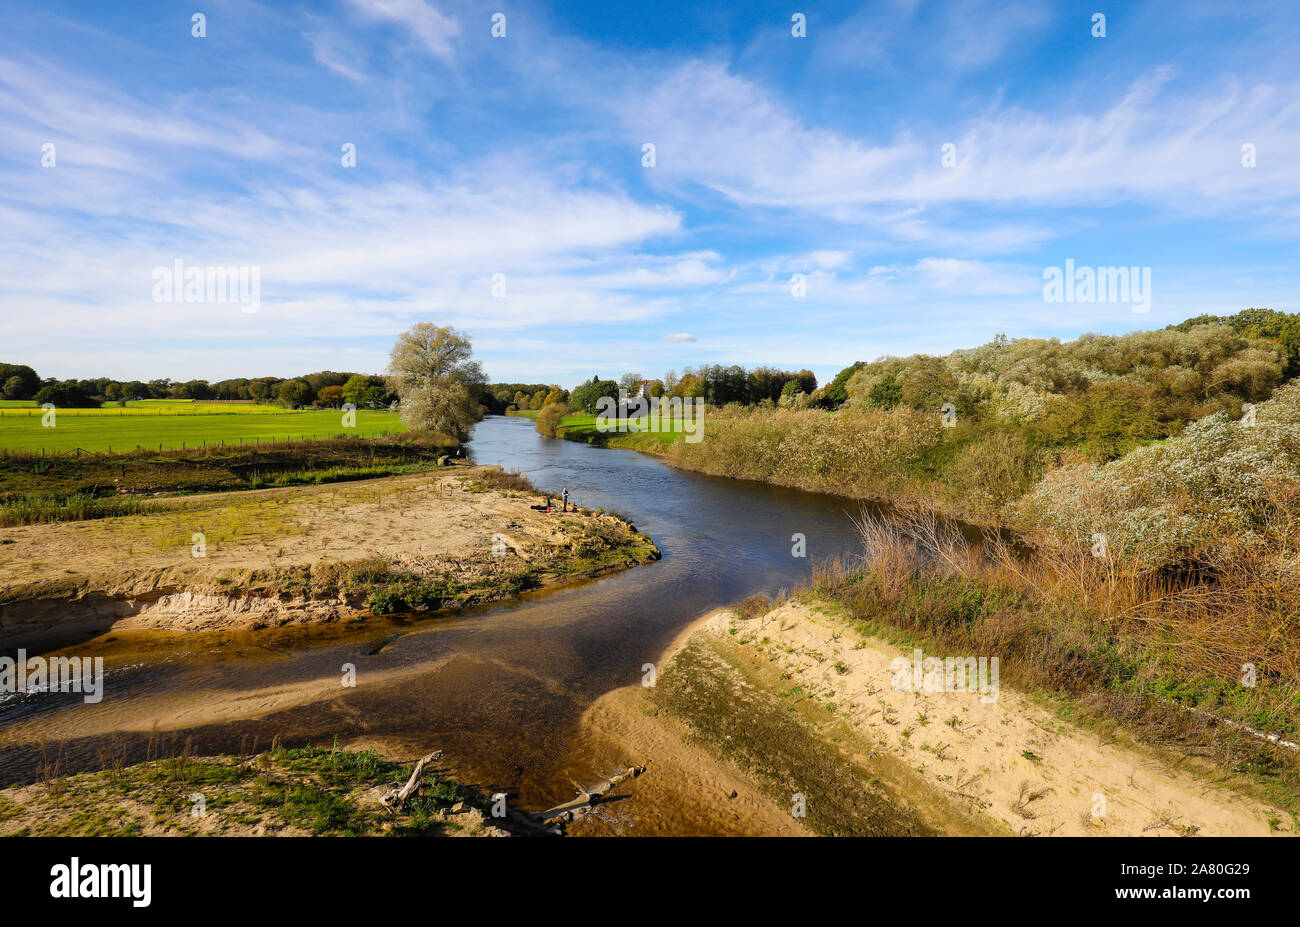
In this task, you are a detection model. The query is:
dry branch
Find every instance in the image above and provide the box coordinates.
[381,750,443,810]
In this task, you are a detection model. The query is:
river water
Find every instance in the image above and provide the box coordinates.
[0,415,867,824]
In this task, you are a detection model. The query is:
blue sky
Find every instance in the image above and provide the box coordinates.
[1,0,1298,388]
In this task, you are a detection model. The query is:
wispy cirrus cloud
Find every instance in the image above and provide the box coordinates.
[342,0,459,62]
[625,60,1300,217]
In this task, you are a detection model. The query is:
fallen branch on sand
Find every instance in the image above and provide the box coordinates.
[380,751,444,810]
[381,751,645,834]
[533,765,647,828]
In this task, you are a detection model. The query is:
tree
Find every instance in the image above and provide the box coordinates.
[176,379,215,400]
[619,372,644,394]
[0,364,40,399]
[317,385,345,407]
[249,378,281,403]
[214,378,251,400]
[387,323,486,441]
[277,379,313,408]
[790,369,818,395]
[669,373,704,399]
[2,375,25,400]
[341,375,368,407]
[569,375,619,414]
[33,383,98,408]
[820,361,864,408]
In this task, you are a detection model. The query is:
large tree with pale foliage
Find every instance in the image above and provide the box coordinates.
[387,323,487,441]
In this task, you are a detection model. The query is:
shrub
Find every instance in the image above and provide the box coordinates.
[366,589,407,614]
[1012,379,1300,567]
[536,402,568,438]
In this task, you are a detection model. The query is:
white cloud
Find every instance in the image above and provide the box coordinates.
[304,20,369,82]
[911,257,1036,296]
[936,0,1049,70]
[663,332,698,342]
[624,61,1300,221]
[343,0,460,62]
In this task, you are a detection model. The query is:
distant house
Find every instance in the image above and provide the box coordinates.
[634,379,654,398]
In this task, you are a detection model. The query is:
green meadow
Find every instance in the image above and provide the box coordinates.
[0,400,404,453]
[508,408,684,448]
[552,412,684,445]
[0,399,289,415]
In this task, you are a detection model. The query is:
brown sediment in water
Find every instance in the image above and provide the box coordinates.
[0,465,659,653]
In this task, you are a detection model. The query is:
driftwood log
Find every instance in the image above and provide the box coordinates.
[380,752,645,834]
[534,765,646,827]
[381,751,444,810]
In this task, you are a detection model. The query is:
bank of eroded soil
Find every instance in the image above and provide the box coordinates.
[0,465,659,651]
[583,602,1294,837]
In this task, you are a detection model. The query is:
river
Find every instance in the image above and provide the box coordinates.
[0,415,868,829]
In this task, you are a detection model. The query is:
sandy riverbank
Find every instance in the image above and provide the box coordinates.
[582,601,1293,836]
[0,465,658,651]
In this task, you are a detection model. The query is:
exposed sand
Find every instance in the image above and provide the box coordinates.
[0,466,657,649]
[574,615,815,836]
[586,601,1294,837]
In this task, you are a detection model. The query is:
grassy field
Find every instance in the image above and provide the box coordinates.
[509,408,683,448]
[0,399,291,415]
[0,401,404,453]
[553,413,682,446]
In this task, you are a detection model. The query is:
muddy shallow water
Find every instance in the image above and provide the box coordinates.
[0,416,868,831]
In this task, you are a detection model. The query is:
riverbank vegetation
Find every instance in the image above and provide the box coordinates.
[553,309,1300,785]
[658,312,1291,520]
[0,743,501,837]
[787,505,1300,815]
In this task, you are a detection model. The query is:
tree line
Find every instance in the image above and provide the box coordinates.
[0,365,395,410]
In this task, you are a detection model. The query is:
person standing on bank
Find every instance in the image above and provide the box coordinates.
[562,488,569,512]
